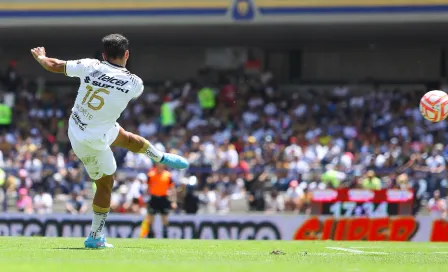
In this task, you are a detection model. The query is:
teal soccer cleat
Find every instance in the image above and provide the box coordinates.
[160,153,189,169]
[84,235,114,249]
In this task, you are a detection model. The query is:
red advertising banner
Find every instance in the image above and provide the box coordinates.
[293,217,418,241]
[293,217,448,242]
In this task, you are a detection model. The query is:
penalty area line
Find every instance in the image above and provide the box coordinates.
[326,247,388,255]
[349,246,384,249]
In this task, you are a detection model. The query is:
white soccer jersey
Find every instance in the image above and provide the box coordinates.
[65,59,144,150]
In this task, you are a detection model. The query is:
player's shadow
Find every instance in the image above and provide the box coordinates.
[52,247,92,250]
[121,246,151,249]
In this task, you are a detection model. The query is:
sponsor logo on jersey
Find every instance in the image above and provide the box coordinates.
[76,104,94,120]
[98,74,128,86]
[90,80,130,94]
[71,112,87,131]
[89,70,102,78]
[92,81,114,89]
[116,87,130,94]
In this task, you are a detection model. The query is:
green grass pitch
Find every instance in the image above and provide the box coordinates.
[0,237,447,272]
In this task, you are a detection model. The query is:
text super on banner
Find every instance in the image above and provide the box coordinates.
[311,189,414,217]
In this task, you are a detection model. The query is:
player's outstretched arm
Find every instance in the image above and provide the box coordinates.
[30,47,66,73]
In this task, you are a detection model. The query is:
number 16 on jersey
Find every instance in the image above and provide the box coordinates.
[82,85,110,111]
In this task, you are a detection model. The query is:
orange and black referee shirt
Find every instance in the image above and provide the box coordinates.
[147,168,173,197]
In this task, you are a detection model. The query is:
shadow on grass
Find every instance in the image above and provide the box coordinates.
[52,246,152,250]
[120,246,153,249]
[52,247,92,250]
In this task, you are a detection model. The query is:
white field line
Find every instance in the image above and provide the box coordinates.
[349,246,384,249]
[348,245,448,249]
[434,252,448,254]
[327,247,364,253]
[327,247,388,255]
[306,253,347,256]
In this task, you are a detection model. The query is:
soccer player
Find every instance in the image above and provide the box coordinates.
[30,34,189,249]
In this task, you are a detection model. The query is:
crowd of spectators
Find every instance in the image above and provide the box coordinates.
[0,59,447,217]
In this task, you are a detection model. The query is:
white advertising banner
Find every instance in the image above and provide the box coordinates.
[0,213,447,242]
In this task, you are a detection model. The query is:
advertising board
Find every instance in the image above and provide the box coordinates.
[0,213,446,242]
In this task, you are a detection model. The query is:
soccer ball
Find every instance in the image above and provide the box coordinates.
[420,90,448,122]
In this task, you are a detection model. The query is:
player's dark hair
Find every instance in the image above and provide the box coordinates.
[102,34,129,59]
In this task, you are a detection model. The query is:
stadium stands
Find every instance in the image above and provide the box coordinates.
[0,59,446,217]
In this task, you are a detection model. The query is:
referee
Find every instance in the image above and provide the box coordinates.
[140,163,176,238]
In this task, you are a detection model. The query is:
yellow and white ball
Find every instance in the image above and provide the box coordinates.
[420,90,448,122]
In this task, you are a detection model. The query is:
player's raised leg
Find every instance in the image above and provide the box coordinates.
[112,127,189,169]
[84,174,114,249]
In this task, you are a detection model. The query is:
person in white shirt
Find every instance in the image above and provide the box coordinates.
[138,118,157,138]
[426,148,446,171]
[187,116,207,130]
[248,95,264,109]
[216,191,230,214]
[30,34,189,249]
[284,137,302,161]
[33,188,53,214]
[221,143,239,168]
[427,190,447,218]
[264,102,277,116]
[293,103,307,117]
[198,186,217,214]
[284,180,304,212]
[288,156,310,179]
[242,110,259,126]
[123,151,153,170]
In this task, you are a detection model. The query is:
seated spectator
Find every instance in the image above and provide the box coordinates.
[216,190,230,214]
[67,168,86,196]
[427,190,447,218]
[16,188,33,214]
[128,173,147,200]
[284,137,302,161]
[284,180,304,212]
[5,176,17,194]
[246,172,267,211]
[111,184,131,213]
[128,197,144,214]
[362,170,382,190]
[66,189,87,214]
[123,151,152,170]
[198,186,217,214]
[220,142,239,169]
[395,173,411,190]
[184,186,200,214]
[321,165,346,189]
[300,185,314,215]
[33,187,53,214]
[17,169,32,189]
[265,189,285,213]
